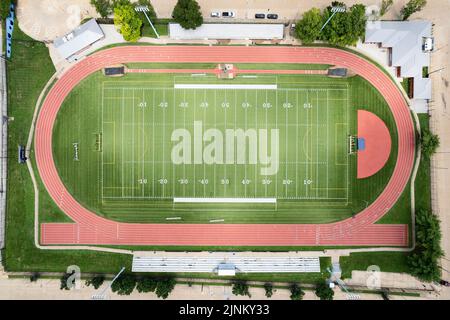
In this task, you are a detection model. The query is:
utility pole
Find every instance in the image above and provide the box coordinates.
[91,267,126,300]
[135,5,160,39]
[320,6,346,32]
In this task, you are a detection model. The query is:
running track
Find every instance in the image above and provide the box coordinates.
[35,46,414,246]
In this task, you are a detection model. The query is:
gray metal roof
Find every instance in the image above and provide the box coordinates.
[365,21,432,100]
[169,23,284,40]
[54,19,104,59]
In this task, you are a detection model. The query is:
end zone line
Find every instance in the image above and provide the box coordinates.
[173,198,277,204]
[174,84,277,90]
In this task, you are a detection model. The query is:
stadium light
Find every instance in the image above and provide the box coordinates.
[91,266,126,300]
[320,6,346,32]
[135,5,160,39]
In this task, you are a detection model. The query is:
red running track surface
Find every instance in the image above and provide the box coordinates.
[35,46,414,246]
[357,110,392,179]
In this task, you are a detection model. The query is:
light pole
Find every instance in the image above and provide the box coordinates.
[320,6,346,32]
[91,267,126,300]
[135,5,160,39]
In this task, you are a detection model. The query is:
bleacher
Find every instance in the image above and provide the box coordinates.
[132,256,320,273]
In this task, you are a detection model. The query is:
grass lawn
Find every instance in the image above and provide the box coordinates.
[3,26,133,273]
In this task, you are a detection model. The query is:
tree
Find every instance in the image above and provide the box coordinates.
[401,0,427,21]
[114,4,143,42]
[111,274,136,295]
[407,209,443,281]
[60,272,74,290]
[86,275,105,289]
[232,281,251,297]
[321,2,367,46]
[155,278,176,299]
[30,272,40,282]
[315,281,334,300]
[295,8,323,44]
[264,283,273,298]
[289,284,305,300]
[172,0,203,30]
[90,0,112,18]
[136,276,158,293]
[380,0,394,17]
[421,128,440,158]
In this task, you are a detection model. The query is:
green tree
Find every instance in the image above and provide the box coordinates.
[407,209,443,281]
[155,278,176,299]
[30,272,40,282]
[295,8,323,44]
[60,272,74,290]
[90,0,112,18]
[136,276,158,293]
[232,281,251,297]
[289,283,305,300]
[263,283,273,298]
[111,274,136,295]
[85,275,105,289]
[321,2,366,46]
[401,0,427,20]
[172,0,203,30]
[314,281,334,300]
[114,3,143,42]
[421,128,440,158]
[380,0,394,17]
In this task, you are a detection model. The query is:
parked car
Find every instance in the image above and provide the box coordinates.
[211,12,220,18]
[255,13,265,19]
[222,11,235,18]
[440,280,450,287]
[267,13,278,19]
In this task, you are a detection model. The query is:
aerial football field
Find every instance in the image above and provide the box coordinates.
[51,66,396,224]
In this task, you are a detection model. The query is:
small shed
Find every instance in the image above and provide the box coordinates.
[54,19,104,61]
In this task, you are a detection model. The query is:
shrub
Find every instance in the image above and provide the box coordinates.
[86,275,105,289]
[421,128,440,158]
[401,0,427,21]
[136,276,158,293]
[289,283,305,300]
[90,0,113,18]
[155,277,176,299]
[111,274,136,295]
[407,209,443,281]
[315,281,334,300]
[232,281,251,297]
[264,283,273,298]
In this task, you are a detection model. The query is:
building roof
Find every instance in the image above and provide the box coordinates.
[365,21,432,100]
[169,23,284,40]
[54,19,104,59]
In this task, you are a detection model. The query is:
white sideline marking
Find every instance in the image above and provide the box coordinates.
[174,84,277,90]
[166,217,182,220]
[173,198,277,203]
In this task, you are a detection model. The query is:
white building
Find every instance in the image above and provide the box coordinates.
[365,21,433,113]
[169,23,284,40]
[54,19,105,61]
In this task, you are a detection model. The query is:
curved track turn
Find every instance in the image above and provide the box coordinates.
[35,46,414,246]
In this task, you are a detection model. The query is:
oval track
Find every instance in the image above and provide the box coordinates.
[36,46,414,246]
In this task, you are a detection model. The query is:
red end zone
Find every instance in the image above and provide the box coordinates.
[357,110,392,179]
